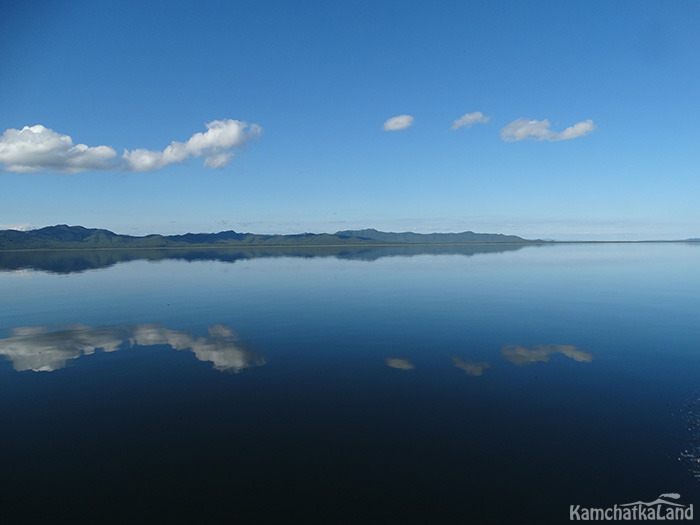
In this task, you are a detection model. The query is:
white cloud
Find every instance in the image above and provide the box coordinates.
[122,119,261,172]
[450,111,491,131]
[383,114,414,131]
[0,119,262,173]
[500,118,595,142]
[0,125,117,173]
[203,151,232,169]
[0,223,36,231]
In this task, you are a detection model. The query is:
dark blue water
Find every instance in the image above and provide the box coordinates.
[1,243,698,522]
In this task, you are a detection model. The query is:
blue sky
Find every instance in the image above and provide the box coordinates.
[1,0,698,240]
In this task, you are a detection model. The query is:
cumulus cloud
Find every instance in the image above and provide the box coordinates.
[0,119,261,173]
[383,115,414,131]
[500,118,595,142]
[451,356,490,376]
[0,323,265,373]
[385,357,415,370]
[450,111,490,131]
[501,344,593,366]
[0,125,117,173]
[122,119,261,172]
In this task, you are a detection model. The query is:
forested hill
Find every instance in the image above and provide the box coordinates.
[0,225,536,250]
[335,228,528,244]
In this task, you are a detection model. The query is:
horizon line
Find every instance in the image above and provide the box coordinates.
[1,223,698,246]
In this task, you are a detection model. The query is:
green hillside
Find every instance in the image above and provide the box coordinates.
[0,225,536,250]
[335,228,530,244]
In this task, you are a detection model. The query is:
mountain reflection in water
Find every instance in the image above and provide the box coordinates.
[0,323,265,373]
[0,243,533,274]
[2,242,697,522]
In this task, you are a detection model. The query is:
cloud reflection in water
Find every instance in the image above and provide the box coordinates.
[501,344,592,366]
[0,323,265,373]
[385,358,415,371]
[451,356,490,376]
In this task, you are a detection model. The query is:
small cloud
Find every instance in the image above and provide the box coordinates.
[452,356,490,376]
[383,115,414,131]
[450,111,491,131]
[0,119,262,174]
[500,118,595,142]
[385,357,415,370]
[1,223,36,231]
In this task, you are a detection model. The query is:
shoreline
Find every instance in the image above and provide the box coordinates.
[1,240,699,253]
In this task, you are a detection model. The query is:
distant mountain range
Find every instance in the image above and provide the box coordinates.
[0,225,537,250]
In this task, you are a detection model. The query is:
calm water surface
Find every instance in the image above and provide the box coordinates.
[1,243,699,522]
